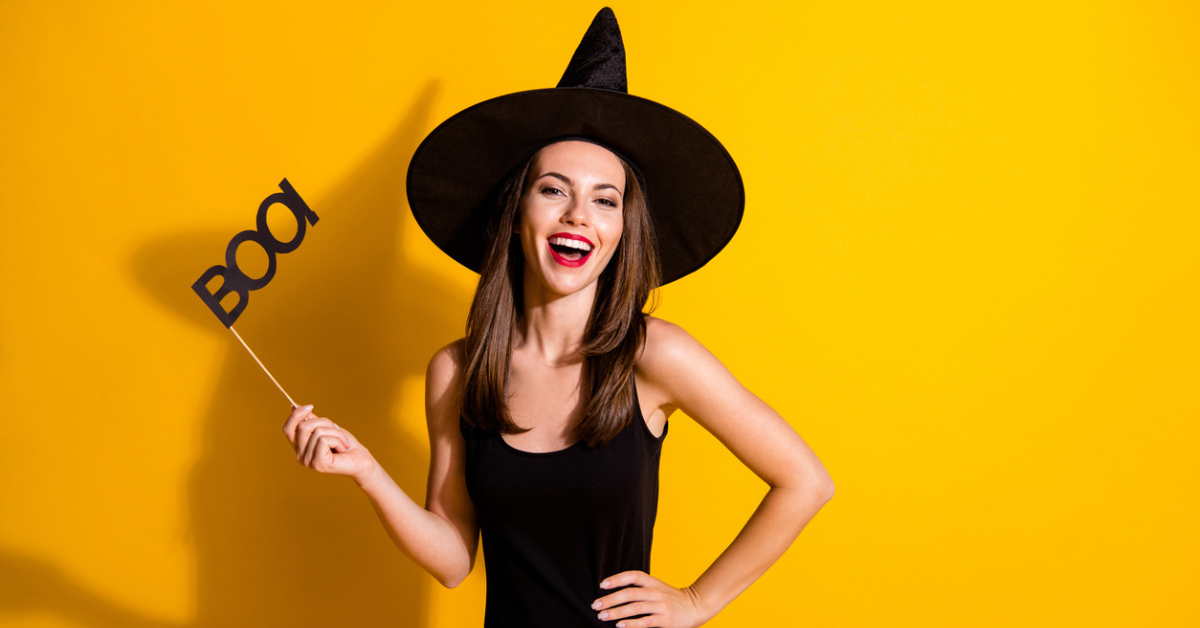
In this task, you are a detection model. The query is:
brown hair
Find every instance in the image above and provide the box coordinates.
[460,146,661,447]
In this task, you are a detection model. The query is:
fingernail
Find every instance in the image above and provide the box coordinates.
[600,580,610,589]
[616,623,625,628]
[598,611,608,619]
[592,600,602,610]
[301,404,313,411]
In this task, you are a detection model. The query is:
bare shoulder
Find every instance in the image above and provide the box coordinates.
[426,338,467,428]
[428,338,466,384]
[639,315,710,376]
[636,315,727,408]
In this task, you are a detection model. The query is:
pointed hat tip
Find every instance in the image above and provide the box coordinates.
[556,6,627,92]
[591,7,619,32]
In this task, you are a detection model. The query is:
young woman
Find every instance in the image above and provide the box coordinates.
[283,9,833,628]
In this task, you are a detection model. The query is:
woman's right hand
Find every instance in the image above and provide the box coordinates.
[283,405,378,482]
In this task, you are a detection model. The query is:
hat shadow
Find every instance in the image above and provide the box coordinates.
[0,80,475,627]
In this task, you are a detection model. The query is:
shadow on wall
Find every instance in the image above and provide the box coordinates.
[0,81,474,627]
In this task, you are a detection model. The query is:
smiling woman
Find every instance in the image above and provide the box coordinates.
[282,7,833,628]
[470,138,656,449]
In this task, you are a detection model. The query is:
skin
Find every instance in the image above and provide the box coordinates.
[282,140,835,627]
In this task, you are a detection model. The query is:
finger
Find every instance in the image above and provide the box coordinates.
[295,416,336,458]
[331,423,361,449]
[599,600,663,623]
[315,441,360,476]
[311,441,339,474]
[312,437,345,470]
[303,432,326,467]
[305,428,350,466]
[600,570,652,591]
[304,429,349,467]
[595,591,663,620]
[283,404,314,444]
[594,586,658,611]
[598,595,667,623]
[307,425,349,455]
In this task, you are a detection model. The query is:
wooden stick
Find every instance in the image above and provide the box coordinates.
[229,326,297,408]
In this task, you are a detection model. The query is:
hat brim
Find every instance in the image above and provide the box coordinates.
[406,87,744,285]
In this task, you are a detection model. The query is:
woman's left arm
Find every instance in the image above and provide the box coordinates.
[593,319,834,627]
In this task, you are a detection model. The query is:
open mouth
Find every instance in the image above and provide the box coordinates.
[547,235,594,267]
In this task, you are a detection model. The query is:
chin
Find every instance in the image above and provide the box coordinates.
[541,274,595,297]
[531,262,600,297]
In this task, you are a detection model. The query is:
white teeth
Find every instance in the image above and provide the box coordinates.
[549,236,593,252]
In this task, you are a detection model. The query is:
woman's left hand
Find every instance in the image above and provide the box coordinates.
[592,570,711,628]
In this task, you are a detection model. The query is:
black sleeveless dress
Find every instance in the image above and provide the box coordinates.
[461,383,668,627]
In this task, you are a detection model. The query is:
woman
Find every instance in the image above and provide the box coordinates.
[283,9,833,628]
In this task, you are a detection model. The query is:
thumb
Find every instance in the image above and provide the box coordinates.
[321,446,361,477]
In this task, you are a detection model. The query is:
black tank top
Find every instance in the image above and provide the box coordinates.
[461,382,668,627]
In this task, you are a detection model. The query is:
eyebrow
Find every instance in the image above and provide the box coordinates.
[537,171,623,198]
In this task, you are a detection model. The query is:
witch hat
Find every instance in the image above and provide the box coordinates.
[406,7,744,285]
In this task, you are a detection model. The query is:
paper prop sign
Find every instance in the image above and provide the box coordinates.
[193,178,317,407]
[193,178,318,326]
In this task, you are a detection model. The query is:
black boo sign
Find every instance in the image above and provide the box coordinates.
[193,179,317,327]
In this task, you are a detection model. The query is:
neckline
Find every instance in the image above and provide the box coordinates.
[496,376,655,456]
[498,433,586,457]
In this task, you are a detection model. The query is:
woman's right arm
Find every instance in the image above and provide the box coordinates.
[283,340,479,588]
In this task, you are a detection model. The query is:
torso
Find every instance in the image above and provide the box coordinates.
[440,316,683,625]
[462,370,667,627]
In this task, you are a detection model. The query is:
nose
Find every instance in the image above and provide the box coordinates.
[561,198,588,227]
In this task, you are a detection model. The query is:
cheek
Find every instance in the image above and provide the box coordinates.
[519,226,540,261]
[520,196,559,230]
[602,215,625,254]
[517,202,544,248]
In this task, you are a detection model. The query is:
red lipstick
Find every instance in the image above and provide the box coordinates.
[546,232,594,268]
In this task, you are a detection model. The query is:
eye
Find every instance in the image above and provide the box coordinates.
[596,197,619,208]
[540,186,565,197]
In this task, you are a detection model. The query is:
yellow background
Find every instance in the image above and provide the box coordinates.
[1,1,1196,626]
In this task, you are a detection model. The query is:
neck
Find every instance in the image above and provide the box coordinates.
[518,270,598,366]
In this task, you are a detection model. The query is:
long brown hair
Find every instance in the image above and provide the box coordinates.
[460,144,661,447]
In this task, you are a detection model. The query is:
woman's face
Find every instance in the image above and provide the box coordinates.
[517,140,626,298]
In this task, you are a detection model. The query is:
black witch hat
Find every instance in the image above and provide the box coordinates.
[406,7,744,285]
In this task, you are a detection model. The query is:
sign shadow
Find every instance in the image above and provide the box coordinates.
[0,80,474,628]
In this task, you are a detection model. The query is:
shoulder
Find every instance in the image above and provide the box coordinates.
[427,338,467,384]
[636,315,720,400]
[638,315,706,373]
[426,338,467,421]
